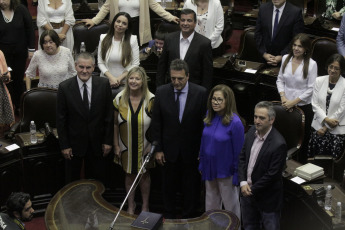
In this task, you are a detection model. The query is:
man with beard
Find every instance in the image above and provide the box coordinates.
[0,192,34,230]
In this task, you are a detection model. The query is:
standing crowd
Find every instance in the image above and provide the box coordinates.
[1,0,345,229]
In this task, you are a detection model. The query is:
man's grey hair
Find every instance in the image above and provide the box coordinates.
[75,52,95,65]
[255,101,276,120]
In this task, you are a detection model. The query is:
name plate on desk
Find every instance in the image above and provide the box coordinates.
[131,211,163,230]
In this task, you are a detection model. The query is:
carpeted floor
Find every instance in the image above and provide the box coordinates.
[26,216,46,230]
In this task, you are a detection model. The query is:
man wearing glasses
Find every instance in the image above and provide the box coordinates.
[152,59,207,219]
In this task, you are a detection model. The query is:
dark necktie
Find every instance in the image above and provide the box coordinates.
[176,91,181,118]
[83,83,89,110]
[272,9,279,40]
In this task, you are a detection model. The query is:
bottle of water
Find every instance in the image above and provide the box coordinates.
[335,202,342,224]
[80,42,86,53]
[30,121,37,144]
[161,0,166,8]
[324,185,332,211]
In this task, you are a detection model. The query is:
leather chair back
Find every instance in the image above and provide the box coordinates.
[237,27,262,63]
[272,101,305,158]
[311,37,337,76]
[73,21,110,56]
[19,88,58,133]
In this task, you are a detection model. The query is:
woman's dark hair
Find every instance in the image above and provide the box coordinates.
[6,192,31,218]
[10,0,20,10]
[325,53,345,77]
[39,30,61,50]
[101,12,133,68]
[282,33,312,79]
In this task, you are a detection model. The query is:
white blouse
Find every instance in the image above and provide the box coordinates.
[98,34,140,79]
[118,0,140,17]
[276,55,318,106]
[25,46,76,89]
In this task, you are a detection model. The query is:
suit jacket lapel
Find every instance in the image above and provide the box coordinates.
[253,129,272,172]
[181,83,194,124]
[184,33,198,61]
[246,128,256,163]
[173,32,181,59]
[169,84,180,123]
[268,3,274,40]
[90,76,99,115]
[71,76,89,119]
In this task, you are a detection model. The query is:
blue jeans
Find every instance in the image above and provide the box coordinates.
[240,196,280,230]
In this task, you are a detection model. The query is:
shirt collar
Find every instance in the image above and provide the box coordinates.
[274,2,286,12]
[180,31,195,43]
[77,76,92,89]
[255,126,272,141]
[174,81,189,93]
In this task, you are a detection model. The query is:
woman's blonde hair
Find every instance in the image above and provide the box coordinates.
[120,66,151,106]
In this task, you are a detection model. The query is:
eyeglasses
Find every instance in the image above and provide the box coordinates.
[328,65,340,72]
[211,97,223,104]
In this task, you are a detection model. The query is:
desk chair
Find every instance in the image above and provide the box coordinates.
[73,21,110,57]
[9,88,58,136]
[236,27,262,63]
[311,37,337,76]
[272,101,305,159]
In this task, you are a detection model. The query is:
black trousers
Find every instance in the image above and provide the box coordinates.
[161,154,200,219]
[65,146,107,184]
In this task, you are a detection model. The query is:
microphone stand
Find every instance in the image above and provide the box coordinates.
[108,148,156,230]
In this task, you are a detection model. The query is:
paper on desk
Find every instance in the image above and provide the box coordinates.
[332,27,339,32]
[244,69,257,74]
[290,176,306,184]
[5,144,20,151]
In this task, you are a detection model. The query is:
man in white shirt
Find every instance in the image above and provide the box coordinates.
[156,8,213,90]
[238,101,287,230]
[255,0,304,66]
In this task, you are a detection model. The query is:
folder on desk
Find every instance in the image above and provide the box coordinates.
[294,163,324,181]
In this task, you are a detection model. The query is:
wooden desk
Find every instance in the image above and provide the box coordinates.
[45,180,240,230]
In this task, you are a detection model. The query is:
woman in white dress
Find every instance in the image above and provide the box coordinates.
[25,30,76,90]
[183,0,224,56]
[37,0,75,51]
[98,12,139,93]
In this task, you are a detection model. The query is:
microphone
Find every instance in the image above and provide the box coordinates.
[145,141,159,161]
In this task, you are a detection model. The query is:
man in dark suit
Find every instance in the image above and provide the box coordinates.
[255,0,304,66]
[238,101,287,230]
[152,59,207,218]
[156,8,213,90]
[57,52,114,183]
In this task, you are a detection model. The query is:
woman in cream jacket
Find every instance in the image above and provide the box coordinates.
[83,0,178,46]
